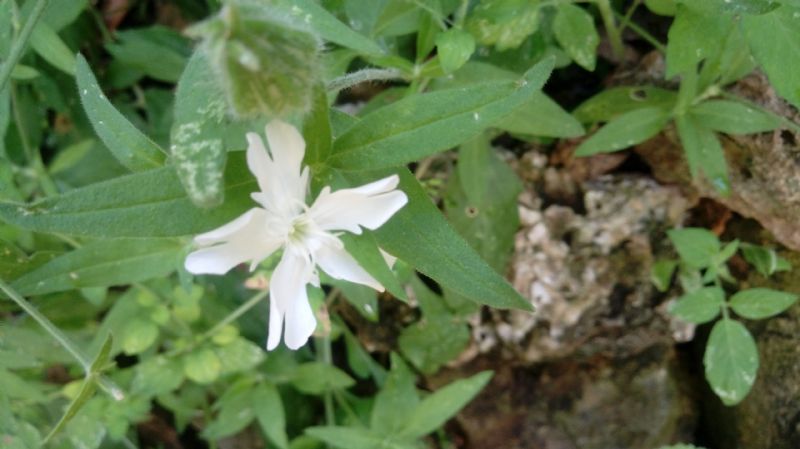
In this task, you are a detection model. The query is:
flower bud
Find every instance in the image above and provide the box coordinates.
[187,0,321,119]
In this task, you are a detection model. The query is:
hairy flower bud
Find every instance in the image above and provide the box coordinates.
[187,0,321,119]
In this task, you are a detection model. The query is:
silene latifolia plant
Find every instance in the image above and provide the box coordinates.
[185,120,408,350]
[3,0,800,448]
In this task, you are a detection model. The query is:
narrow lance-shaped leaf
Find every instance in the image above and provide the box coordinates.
[10,239,183,296]
[345,168,531,311]
[75,54,166,171]
[0,153,255,238]
[690,100,782,135]
[329,57,554,170]
[575,107,671,156]
[30,22,75,75]
[273,0,383,56]
[398,371,493,439]
[675,114,730,194]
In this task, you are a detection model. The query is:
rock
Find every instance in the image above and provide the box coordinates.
[430,345,696,449]
[433,156,698,448]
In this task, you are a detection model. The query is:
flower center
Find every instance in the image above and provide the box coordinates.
[287,216,311,244]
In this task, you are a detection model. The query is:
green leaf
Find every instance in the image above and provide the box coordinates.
[658,445,704,449]
[121,318,159,355]
[667,228,720,269]
[575,107,671,156]
[715,0,782,15]
[740,243,791,276]
[349,169,531,311]
[203,386,256,439]
[729,288,798,319]
[645,0,677,15]
[291,362,355,394]
[445,134,522,273]
[303,86,333,166]
[305,427,385,449]
[76,54,166,172]
[329,58,554,170]
[89,334,113,373]
[30,22,75,75]
[675,114,730,194]
[253,383,289,449]
[0,152,256,238]
[743,5,800,108]
[44,334,113,444]
[690,100,782,134]
[274,0,382,55]
[436,61,583,138]
[666,3,733,78]
[10,239,181,296]
[435,29,475,74]
[651,260,678,292]
[183,348,222,384]
[399,371,492,438]
[670,287,724,324]
[502,92,585,138]
[105,26,189,83]
[553,3,599,71]
[132,356,184,396]
[704,319,759,405]
[371,354,419,435]
[573,86,678,124]
[341,232,406,301]
[465,0,540,50]
[170,51,229,208]
[215,337,266,375]
[399,278,470,374]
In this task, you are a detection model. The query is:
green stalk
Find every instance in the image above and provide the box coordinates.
[0,0,50,93]
[595,0,624,60]
[0,278,90,370]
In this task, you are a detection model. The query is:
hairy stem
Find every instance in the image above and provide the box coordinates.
[327,68,405,94]
[0,0,50,93]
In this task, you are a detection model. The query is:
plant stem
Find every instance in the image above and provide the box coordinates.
[595,0,624,60]
[0,0,49,94]
[10,82,58,196]
[326,68,405,94]
[0,278,124,400]
[0,278,90,370]
[613,10,666,53]
[199,290,268,342]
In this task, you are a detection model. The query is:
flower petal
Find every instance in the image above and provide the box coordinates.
[247,122,309,215]
[265,119,305,178]
[246,132,272,195]
[309,175,408,234]
[268,250,316,350]
[284,290,317,350]
[266,293,284,351]
[315,243,383,291]
[194,208,266,245]
[186,209,280,275]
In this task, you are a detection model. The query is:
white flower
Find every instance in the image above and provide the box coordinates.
[185,120,408,350]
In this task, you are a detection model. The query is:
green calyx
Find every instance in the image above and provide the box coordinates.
[187,0,322,119]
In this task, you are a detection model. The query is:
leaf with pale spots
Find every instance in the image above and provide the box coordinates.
[704,319,759,406]
[553,3,600,71]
